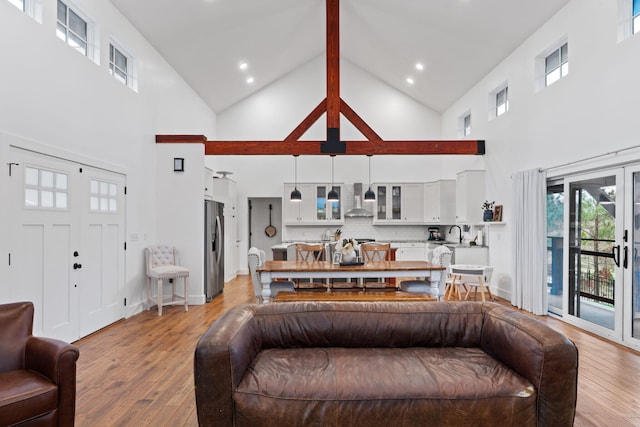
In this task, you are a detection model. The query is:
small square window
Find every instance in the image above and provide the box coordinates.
[544,43,569,87]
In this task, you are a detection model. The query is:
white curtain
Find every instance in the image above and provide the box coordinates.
[511,169,548,315]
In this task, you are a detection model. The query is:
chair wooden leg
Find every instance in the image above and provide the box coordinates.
[184,277,189,312]
[157,279,163,316]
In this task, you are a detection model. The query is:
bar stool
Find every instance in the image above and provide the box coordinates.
[145,245,189,316]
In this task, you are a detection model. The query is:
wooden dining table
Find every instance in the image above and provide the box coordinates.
[258,260,445,302]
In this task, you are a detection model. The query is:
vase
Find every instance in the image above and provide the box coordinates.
[483,209,494,222]
[342,251,356,263]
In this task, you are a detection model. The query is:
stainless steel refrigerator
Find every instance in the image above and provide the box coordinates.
[205,200,224,301]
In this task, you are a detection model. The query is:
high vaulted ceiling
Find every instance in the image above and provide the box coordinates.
[111,0,571,114]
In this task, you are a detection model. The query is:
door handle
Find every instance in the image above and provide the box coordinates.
[73,263,82,270]
[624,245,628,269]
[612,245,620,268]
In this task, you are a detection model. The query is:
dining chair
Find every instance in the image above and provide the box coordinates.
[400,246,453,299]
[294,243,329,290]
[359,242,393,290]
[145,245,189,316]
[463,266,494,301]
[248,247,295,303]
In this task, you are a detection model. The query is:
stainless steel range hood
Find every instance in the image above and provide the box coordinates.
[345,183,373,218]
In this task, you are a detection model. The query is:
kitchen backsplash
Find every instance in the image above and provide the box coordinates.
[284,217,439,242]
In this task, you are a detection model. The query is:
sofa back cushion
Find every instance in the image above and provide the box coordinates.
[253,301,487,349]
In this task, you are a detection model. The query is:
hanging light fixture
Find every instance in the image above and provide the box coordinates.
[327,155,340,202]
[290,155,302,201]
[364,155,376,201]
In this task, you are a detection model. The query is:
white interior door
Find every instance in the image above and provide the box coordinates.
[7,146,125,342]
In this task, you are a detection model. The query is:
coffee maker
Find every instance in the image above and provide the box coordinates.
[427,227,442,241]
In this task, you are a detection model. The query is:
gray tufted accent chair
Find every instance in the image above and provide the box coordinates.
[145,245,189,316]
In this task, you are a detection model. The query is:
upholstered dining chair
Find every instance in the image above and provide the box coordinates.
[400,246,453,299]
[0,301,79,426]
[359,242,392,289]
[145,245,189,316]
[248,247,295,303]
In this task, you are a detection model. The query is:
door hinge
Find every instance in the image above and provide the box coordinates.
[8,253,10,266]
[124,242,127,251]
[124,186,127,195]
[124,298,127,306]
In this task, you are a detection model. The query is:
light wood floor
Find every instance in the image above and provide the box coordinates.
[73,275,640,426]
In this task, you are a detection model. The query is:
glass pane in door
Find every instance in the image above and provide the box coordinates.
[546,182,564,315]
[632,173,640,339]
[568,175,616,329]
[316,187,326,220]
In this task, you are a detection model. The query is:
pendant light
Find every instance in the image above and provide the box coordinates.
[327,155,340,202]
[364,155,376,201]
[290,155,302,201]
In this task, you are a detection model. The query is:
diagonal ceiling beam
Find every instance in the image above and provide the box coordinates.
[156,0,486,156]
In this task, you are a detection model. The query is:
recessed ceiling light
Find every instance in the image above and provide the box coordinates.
[415,63,424,71]
[406,77,414,85]
[246,76,255,84]
[239,62,248,71]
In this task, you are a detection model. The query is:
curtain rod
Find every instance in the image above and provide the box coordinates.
[541,143,640,172]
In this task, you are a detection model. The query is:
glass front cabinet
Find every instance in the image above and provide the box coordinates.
[373,183,424,224]
[283,183,344,225]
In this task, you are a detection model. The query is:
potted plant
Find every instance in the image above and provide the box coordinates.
[482,201,495,222]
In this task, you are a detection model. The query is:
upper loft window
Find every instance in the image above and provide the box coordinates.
[7,0,43,22]
[109,40,138,92]
[617,0,640,41]
[488,83,509,120]
[56,0,88,56]
[458,112,471,137]
[545,42,569,87]
[495,86,509,117]
[535,37,568,92]
[109,44,128,85]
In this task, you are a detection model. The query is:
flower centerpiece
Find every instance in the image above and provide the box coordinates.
[482,200,495,222]
[335,238,359,263]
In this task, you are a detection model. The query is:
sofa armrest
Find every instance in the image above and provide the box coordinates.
[480,304,578,427]
[25,336,80,426]
[194,305,261,427]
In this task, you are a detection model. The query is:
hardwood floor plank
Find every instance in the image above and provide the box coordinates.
[73,274,640,426]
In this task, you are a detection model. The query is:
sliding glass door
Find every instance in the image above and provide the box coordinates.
[564,170,623,340]
[624,166,640,348]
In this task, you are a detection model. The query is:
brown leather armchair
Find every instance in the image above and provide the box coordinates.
[0,302,80,426]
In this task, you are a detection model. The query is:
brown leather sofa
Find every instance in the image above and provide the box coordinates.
[194,301,578,427]
[0,302,80,426]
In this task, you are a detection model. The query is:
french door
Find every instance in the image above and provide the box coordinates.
[6,146,125,343]
[551,166,640,349]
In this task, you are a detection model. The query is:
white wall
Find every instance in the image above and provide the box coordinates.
[442,0,640,298]
[0,0,215,315]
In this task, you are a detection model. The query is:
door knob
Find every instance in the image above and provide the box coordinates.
[73,263,82,270]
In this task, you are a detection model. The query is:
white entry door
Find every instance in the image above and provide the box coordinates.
[7,146,125,342]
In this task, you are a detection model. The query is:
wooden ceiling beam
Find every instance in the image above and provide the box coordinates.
[200,140,484,156]
[156,0,487,157]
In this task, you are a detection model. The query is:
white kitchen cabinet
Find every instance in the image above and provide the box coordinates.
[455,170,485,224]
[394,242,427,261]
[204,168,214,199]
[423,180,456,224]
[283,183,344,225]
[373,183,424,224]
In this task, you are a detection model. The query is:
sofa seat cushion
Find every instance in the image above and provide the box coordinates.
[0,370,57,426]
[234,347,536,426]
